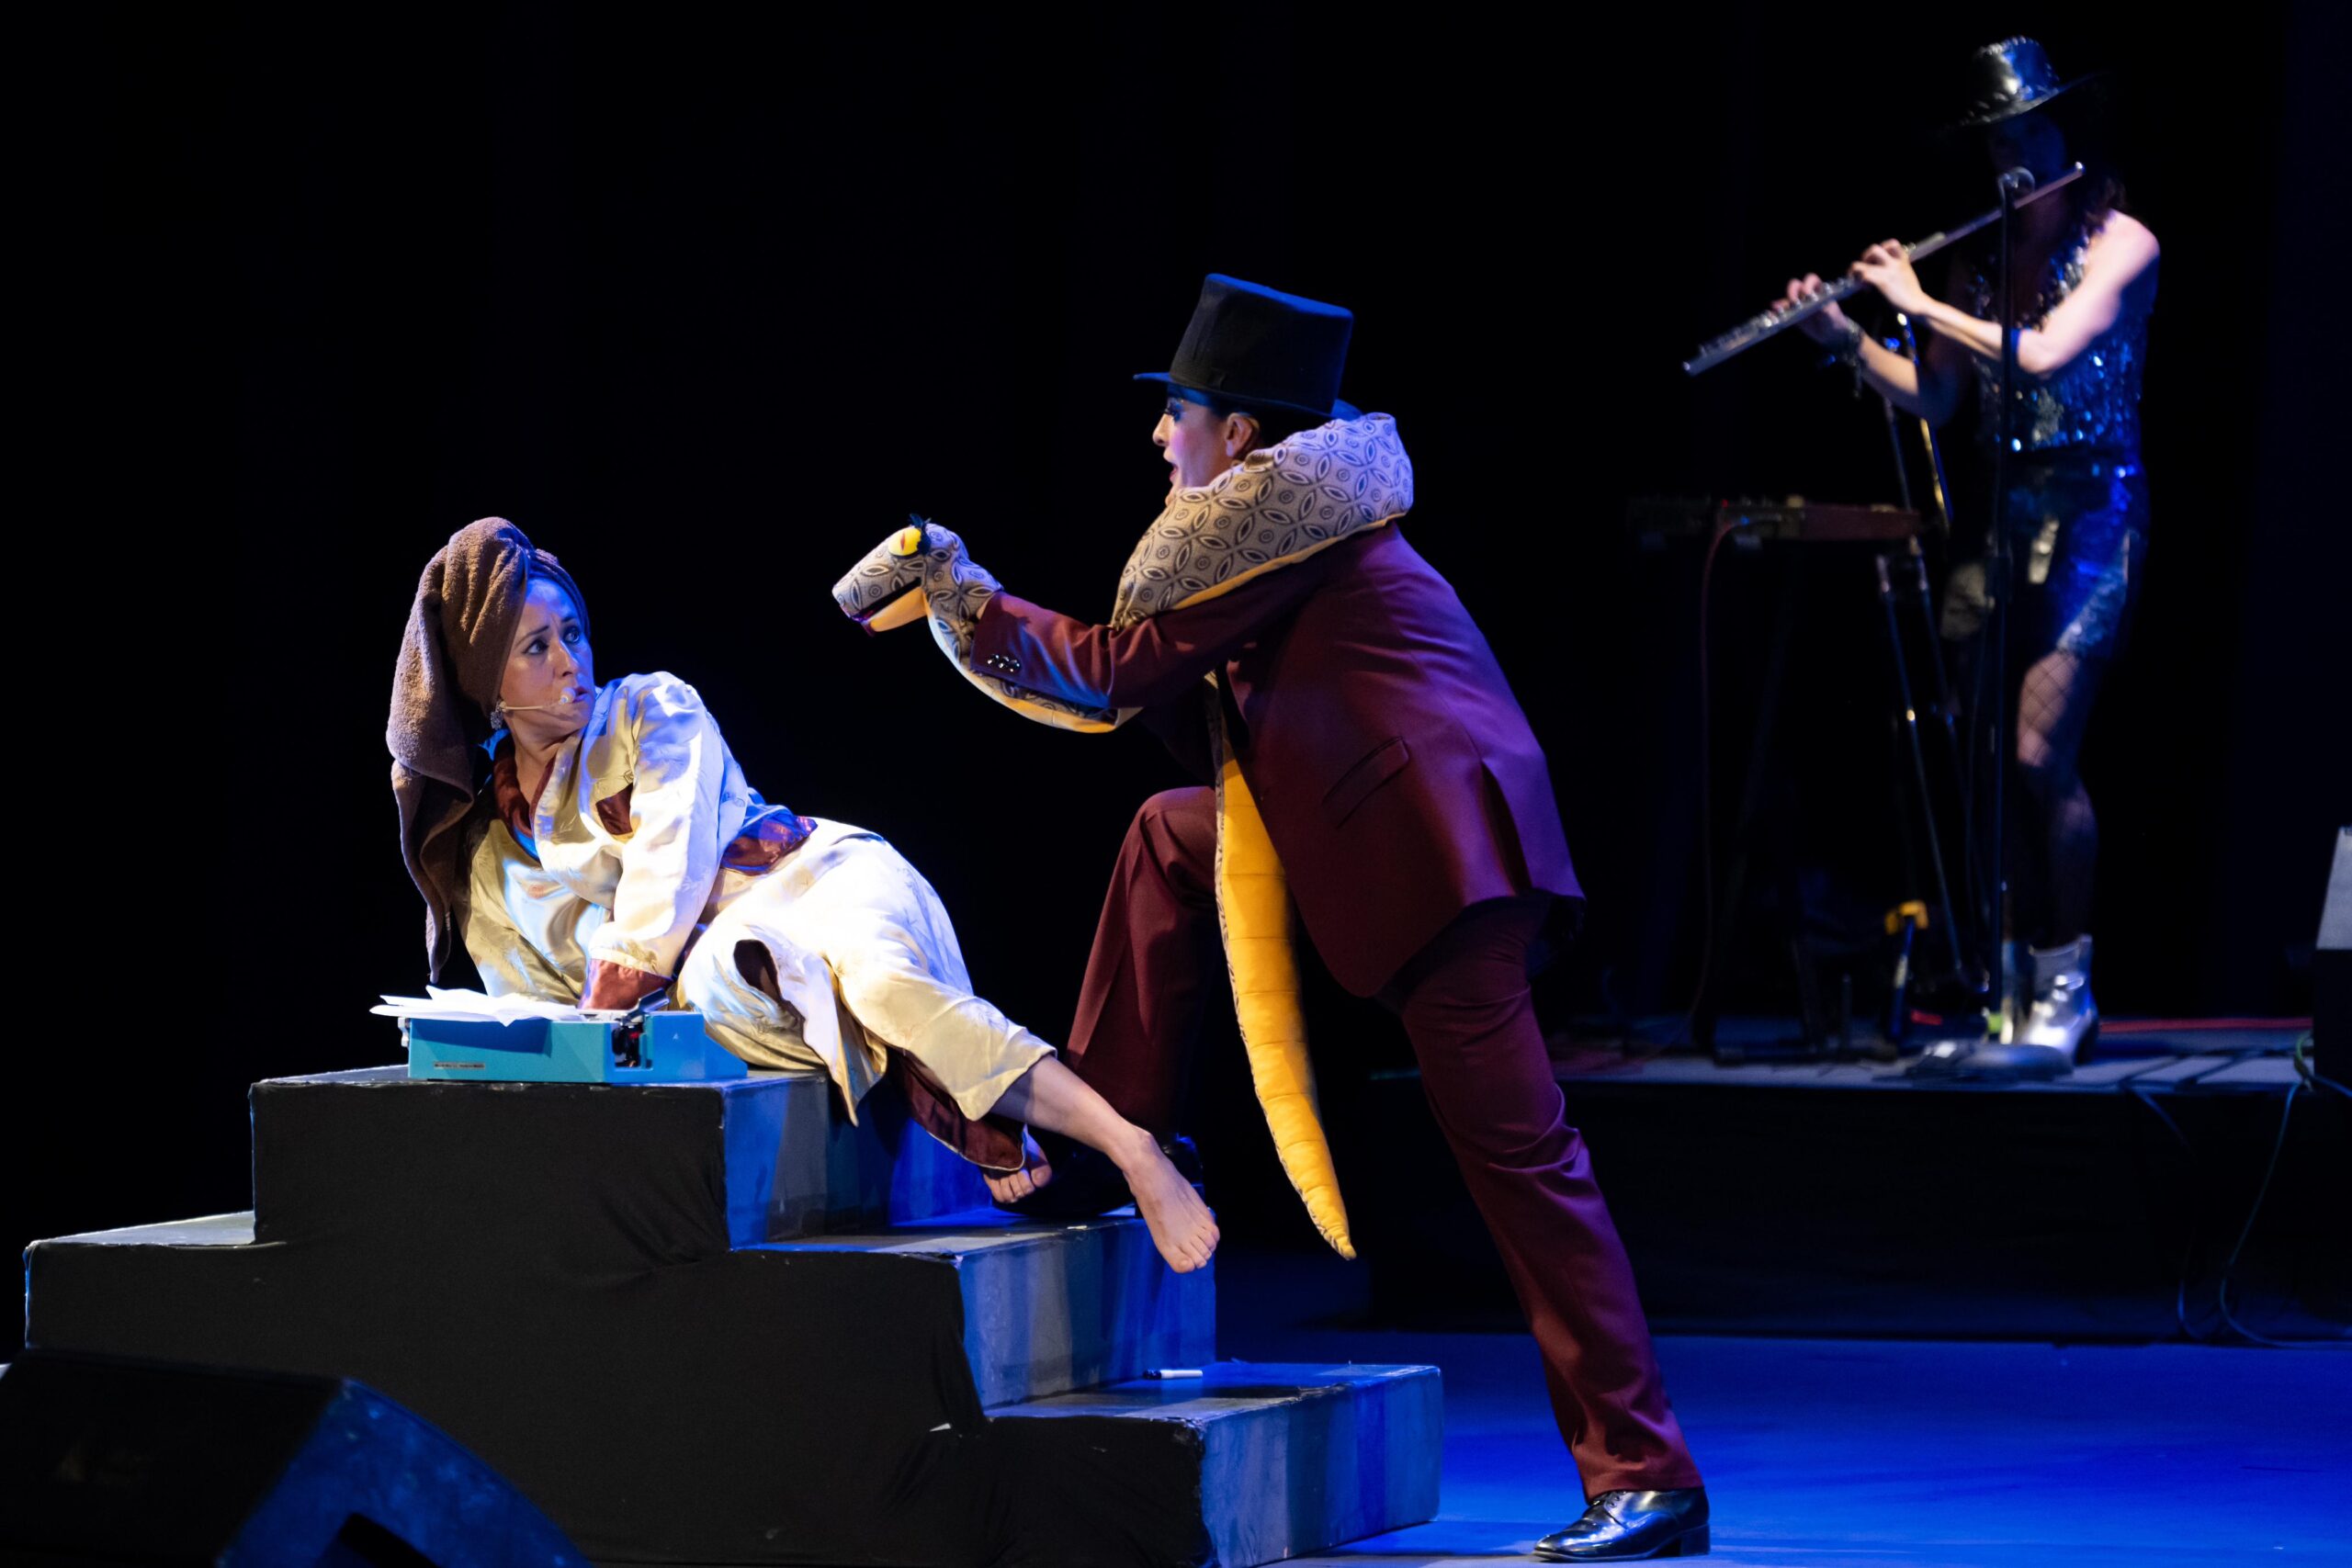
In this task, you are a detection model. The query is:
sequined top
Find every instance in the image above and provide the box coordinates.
[1965,214,2151,458]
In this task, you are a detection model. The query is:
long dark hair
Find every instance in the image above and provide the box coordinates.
[2036,88,2127,222]
[2064,120,2126,226]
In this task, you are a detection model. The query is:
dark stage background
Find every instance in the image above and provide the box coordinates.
[22,4,2342,1357]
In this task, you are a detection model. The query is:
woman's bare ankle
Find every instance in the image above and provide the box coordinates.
[1101,1122,1163,1176]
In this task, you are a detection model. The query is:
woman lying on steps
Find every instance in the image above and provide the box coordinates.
[386,516,1217,1273]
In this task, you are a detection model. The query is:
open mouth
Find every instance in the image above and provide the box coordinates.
[852,585,932,636]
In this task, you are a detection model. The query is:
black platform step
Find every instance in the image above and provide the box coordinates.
[988,1361,1443,1568]
[766,1208,1209,1407]
[243,1065,989,1245]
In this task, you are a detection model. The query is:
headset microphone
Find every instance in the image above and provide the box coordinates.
[501,689,586,715]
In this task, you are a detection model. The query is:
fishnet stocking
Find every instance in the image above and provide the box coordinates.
[2014,649,2105,946]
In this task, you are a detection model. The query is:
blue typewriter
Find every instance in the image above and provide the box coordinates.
[404,1002,746,1084]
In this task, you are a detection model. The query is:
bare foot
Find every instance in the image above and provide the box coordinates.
[1118,1133,1218,1273]
[985,1132,1054,1206]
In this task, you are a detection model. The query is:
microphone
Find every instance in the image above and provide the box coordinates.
[1996,165,2037,196]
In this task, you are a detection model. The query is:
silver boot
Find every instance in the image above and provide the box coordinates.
[2018,933,2098,1063]
[1907,937,2091,1079]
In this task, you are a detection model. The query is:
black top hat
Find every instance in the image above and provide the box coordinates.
[1136,274,1361,423]
[1951,37,2102,129]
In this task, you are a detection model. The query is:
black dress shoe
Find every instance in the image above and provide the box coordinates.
[994,1135,1203,1221]
[1533,1489,1709,1561]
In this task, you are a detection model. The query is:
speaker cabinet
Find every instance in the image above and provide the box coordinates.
[0,1351,581,1565]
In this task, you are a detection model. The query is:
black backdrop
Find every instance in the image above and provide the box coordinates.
[22,4,2341,1358]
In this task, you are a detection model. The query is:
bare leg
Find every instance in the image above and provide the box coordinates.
[989,1055,1219,1273]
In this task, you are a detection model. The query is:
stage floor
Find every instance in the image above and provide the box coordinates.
[1221,1322,2352,1566]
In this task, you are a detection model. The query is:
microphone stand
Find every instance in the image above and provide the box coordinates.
[1874,312,1973,1002]
[1901,312,1984,1003]
[1986,165,2033,1043]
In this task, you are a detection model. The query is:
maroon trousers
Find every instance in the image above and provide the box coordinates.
[1069,787,1702,1495]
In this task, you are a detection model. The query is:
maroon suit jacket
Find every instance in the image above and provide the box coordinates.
[972,525,1581,997]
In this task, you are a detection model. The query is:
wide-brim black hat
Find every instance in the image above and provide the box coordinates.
[1948,36,2106,130]
[1136,274,1361,423]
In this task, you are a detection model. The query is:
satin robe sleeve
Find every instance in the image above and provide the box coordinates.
[585,674,731,983]
[968,545,1345,711]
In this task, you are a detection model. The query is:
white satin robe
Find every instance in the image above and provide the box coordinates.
[463,671,1050,1122]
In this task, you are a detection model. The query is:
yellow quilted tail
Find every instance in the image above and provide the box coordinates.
[1212,711,1354,1259]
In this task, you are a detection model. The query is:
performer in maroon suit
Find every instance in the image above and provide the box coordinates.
[977,276,1708,1561]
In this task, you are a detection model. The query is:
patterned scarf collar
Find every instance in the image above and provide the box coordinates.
[1109,413,1414,630]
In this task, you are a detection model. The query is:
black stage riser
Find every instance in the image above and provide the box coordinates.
[1349,1076,2351,1341]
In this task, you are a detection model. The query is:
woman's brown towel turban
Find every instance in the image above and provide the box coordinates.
[388,517,589,979]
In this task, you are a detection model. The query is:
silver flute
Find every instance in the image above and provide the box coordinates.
[1681,164,2083,376]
